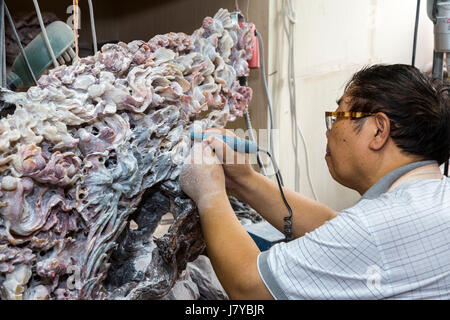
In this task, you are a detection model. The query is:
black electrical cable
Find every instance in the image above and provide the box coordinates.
[244,112,267,175]
[265,150,293,242]
[412,0,421,67]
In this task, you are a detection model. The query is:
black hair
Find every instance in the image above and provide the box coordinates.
[344,64,450,165]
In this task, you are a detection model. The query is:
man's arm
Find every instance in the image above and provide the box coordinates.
[204,129,338,238]
[197,192,274,300]
[180,142,273,299]
[231,170,337,238]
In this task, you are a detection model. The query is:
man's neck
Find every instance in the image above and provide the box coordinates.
[356,159,439,202]
[388,163,442,192]
[358,156,423,195]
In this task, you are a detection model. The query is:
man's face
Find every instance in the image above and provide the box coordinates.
[325,94,370,190]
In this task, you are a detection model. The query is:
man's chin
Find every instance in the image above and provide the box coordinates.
[325,159,335,179]
[325,160,342,185]
[325,159,360,191]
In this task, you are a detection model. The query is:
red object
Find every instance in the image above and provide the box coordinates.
[246,25,260,69]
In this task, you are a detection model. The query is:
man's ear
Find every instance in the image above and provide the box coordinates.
[369,112,390,151]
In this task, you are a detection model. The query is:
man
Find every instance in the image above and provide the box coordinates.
[179,64,450,300]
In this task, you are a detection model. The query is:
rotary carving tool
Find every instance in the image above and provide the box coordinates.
[189,131,294,242]
[190,131,267,154]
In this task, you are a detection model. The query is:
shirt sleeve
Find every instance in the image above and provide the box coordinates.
[257,210,388,300]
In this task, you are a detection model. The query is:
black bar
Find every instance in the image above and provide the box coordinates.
[412,0,420,67]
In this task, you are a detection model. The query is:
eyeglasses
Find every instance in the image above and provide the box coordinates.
[325,111,376,131]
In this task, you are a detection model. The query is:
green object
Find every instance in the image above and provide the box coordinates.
[7,21,74,90]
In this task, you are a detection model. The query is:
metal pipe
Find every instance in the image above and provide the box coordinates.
[32,0,59,68]
[5,4,37,85]
[432,50,444,79]
[88,0,98,54]
[447,52,450,78]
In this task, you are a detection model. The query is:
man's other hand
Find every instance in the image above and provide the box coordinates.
[203,128,256,193]
[180,141,227,210]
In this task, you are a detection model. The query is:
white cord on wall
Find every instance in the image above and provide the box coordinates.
[281,0,318,201]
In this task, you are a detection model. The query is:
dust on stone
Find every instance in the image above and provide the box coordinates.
[0,9,254,300]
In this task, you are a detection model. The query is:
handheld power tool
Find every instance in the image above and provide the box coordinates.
[190,131,266,154]
[190,131,294,242]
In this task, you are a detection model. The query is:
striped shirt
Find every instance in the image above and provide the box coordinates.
[258,160,450,299]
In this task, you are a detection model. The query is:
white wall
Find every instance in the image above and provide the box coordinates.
[267,0,434,211]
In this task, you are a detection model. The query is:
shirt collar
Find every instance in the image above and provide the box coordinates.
[360,160,438,201]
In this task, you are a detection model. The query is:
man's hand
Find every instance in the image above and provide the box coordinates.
[180,140,227,210]
[180,139,273,300]
[202,128,257,192]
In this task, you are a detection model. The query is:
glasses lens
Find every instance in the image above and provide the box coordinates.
[326,116,336,131]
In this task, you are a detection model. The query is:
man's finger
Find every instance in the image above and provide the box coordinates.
[200,140,221,165]
[203,127,235,137]
[207,135,236,165]
[187,141,208,165]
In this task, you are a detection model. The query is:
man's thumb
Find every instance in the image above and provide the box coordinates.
[207,136,234,164]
